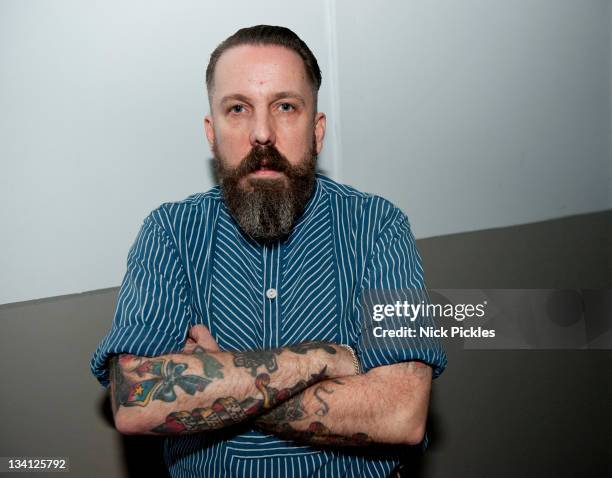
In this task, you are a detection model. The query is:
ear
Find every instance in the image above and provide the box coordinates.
[204,114,215,150]
[313,112,326,155]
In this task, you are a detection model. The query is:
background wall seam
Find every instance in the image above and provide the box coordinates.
[324,0,343,181]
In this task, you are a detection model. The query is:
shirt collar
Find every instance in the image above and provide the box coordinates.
[287,175,323,237]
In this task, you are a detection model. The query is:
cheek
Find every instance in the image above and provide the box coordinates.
[276,121,314,159]
[214,128,251,164]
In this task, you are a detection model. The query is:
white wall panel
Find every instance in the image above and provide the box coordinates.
[1,0,610,304]
[334,0,611,238]
[0,0,337,304]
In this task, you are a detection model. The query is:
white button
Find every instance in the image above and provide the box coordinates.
[266,288,278,299]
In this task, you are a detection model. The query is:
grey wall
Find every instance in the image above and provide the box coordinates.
[0,289,128,476]
[0,211,610,477]
[420,210,612,289]
[610,0,612,206]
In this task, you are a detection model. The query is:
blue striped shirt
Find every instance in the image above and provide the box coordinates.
[91,174,446,478]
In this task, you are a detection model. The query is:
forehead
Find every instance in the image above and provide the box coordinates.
[210,44,311,102]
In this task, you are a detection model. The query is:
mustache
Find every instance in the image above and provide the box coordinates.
[232,145,292,178]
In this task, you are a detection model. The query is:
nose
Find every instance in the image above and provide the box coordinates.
[249,110,276,147]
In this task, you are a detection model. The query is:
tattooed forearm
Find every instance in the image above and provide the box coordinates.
[254,377,372,446]
[265,422,372,446]
[313,380,344,417]
[191,346,224,379]
[232,341,337,377]
[256,393,308,430]
[256,362,433,447]
[112,352,224,408]
[151,368,327,434]
[232,349,279,376]
[110,341,353,435]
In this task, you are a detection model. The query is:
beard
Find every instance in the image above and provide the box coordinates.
[214,139,317,243]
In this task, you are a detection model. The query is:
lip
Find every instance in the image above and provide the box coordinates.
[250,169,283,177]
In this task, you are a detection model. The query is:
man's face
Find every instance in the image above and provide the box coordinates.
[204,44,326,241]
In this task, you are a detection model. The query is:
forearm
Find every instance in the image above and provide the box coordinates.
[110,342,352,435]
[254,361,432,446]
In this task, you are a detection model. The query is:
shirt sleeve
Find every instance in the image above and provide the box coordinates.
[90,214,194,387]
[354,208,447,379]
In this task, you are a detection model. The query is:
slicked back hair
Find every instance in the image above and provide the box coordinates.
[205,25,322,105]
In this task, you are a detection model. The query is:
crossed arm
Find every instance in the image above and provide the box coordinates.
[109,326,432,446]
[253,360,431,446]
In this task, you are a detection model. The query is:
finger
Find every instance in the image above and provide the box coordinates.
[188,324,210,342]
[188,324,221,351]
[183,337,197,354]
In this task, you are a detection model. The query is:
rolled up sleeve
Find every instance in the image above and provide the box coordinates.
[354,211,447,378]
[90,214,193,386]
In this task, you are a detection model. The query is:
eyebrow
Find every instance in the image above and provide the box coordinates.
[219,93,251,105]
[271,91,306,105]
[219,91,306,106]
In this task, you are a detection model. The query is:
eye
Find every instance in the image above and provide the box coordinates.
[229,104,246,114]
[278,102,295,112]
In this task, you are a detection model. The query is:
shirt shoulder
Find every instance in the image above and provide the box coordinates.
[316,174,409,234]
[142,186,223,240]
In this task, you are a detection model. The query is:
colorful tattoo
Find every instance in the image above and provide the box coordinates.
[191,346,224,379]
[232,342,337,377]
[255,378,371,446]
[271,421,372,446]
[256,394,307,430]
[113,354,222,408]
[151,367,328,434]
[232,349,279,377]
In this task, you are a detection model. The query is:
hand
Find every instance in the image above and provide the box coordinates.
[183,324,221,353]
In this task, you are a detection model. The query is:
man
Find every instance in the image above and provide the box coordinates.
[91,25,446,477]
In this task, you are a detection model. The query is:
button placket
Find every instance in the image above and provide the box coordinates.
[262,244,281,348]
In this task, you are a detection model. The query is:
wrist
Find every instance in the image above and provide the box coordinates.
[336,344,361,376]
[324,344,361,378]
